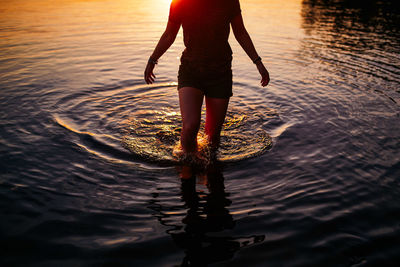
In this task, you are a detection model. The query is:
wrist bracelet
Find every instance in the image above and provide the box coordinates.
[148,57,158,65]
[253,56,262,64]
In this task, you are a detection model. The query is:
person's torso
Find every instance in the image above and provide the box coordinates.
[179,0,234,63]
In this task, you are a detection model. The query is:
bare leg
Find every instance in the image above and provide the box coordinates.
[204,96,230,149]
[179,87,204,154]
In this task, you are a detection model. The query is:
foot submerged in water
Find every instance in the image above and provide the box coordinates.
[172,136,217,167]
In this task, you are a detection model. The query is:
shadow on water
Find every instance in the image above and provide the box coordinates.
[301,0,400,61]
[149,161,265,266]
[302,0,400,36]
[300,0,400,103]
[301,0,400,58]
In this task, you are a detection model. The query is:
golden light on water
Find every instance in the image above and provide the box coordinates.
[122,106,275,164]
[2,0,399,263]
[0,0,302,34]
[1,0,299,164]
[0,0,304,67]
[0,0,172,36]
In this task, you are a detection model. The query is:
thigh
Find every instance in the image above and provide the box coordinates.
[179,87,204,126]
[205,96,230,132]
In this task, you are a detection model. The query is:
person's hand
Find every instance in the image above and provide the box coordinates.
[256,62,270,87]
[144,62,156,84]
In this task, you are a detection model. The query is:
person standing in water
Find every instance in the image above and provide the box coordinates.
[144,0,269,159]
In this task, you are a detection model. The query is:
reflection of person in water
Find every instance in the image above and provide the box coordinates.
[178,162,234,232]
[148,162,265,265]
[174,162,236,265]
[145,0,269,160]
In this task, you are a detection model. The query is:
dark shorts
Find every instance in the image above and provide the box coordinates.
[178,59,233,99]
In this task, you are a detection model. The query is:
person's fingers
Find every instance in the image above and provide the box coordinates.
[145,73,154,84]
[261,72,269,87]
[256,63,269,87]
[149,72,155,84]
[261,79,266,87]
[144,64,156,84]
[148,74,154,83]
[264,76,270,86]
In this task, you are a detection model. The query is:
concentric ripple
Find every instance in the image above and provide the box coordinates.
[53,82,278,164]
[121,87,277,163]
[122,108,273,163]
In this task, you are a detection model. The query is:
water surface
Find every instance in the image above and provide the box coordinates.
[1,0,400,265]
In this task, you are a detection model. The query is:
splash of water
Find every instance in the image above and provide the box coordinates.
[122,107,274,164]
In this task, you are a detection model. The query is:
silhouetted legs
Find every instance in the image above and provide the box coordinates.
[179,87,204,154]
[205,96,229,149]
[179,86,229,155]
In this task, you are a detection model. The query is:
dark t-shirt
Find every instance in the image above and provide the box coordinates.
[169,0,241,63]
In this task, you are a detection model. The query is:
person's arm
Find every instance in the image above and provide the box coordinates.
[144,21,181,84]
[231,14,269,87]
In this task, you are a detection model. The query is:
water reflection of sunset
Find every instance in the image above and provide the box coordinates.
[0,0,305,99]
[2,0,400,265]
[0,0,172,61]
[0,0,303,46]
[0,0,172,32]
[0,0,307,88]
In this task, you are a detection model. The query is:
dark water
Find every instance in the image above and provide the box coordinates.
[1,0,400,265]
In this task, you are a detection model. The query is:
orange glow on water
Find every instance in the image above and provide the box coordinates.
[0,0,302,48]
[0,0,172,34]
[0,0,173,60]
